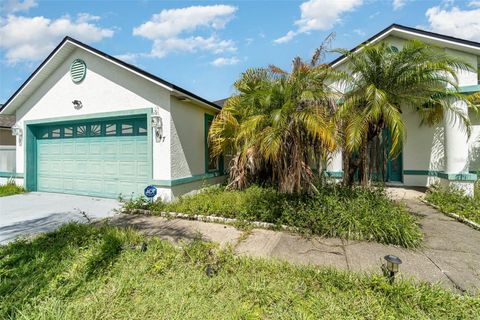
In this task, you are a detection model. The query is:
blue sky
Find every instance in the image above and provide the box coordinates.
[1,0,479,103]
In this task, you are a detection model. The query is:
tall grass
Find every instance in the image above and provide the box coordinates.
[0,224,477,319]
[0,178,26,197]
[425,182,480,225]
[124,185,423,248]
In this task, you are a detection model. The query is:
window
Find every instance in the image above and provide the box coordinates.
[137,121,147,135]
[36,117,148,139]
[90,124,101,136]
[121,123,133,135]
[76,125,87,137]
[205,114,221,172]
[64,127,73,137]
[105,123,117,136]
[51,128,61,138]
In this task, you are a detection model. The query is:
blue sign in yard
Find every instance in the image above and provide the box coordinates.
[144,185,157,198]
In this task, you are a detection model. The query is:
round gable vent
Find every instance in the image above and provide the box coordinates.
[70,59,87,83]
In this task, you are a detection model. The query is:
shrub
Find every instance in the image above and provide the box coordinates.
[123,185,422,248]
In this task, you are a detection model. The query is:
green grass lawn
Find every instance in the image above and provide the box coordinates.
[0,224,478,319]
[123,185,423,248]
[425,183,480,225]
[0,181,25,197]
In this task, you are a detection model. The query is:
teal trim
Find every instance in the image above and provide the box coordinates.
[403,170,437,176]
[437,172,477,181]
[153,172,226,187]
[24,108,152,126]
[324,171,344,178]
[204,113,223,174]
[70,59,87,83]
[458,85,480,94]
[25,124,37,191]
[403,170,477,181]
[24,108,154,195]
[0,172,24,178]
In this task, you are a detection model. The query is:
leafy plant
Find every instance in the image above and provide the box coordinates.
[336,40,474,185]
[123,185,423,248]
[0,178,26,197]
[209,35,341,193]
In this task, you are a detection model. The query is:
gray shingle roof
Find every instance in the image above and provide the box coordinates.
[0,114,15,128]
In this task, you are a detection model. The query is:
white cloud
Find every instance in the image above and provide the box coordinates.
[114,53,140,63]
[133,5,237,58]
[211,56,239,66]
[273,30,297,44]
[393,0,406,10]
[469,1,480,7]
[1,0,37,14]
[353,28,365,36]
[274,0,363,44]
[150,35,236,58]
[0,14,114,63]
[425,5,480,41]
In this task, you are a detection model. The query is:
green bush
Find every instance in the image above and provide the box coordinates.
[123,185,423,248]
[0,224,477,319]
[425,182,480,225]
[0,178,26,197]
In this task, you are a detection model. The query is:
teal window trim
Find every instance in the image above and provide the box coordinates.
[35,119,147,140]
[0,172,24,178]
[324,171,344,178]
[204,113,224,174]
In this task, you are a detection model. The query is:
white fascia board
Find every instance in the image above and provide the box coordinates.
[331,27,480,69]
[72,40,174,93]
[1,41,74,115]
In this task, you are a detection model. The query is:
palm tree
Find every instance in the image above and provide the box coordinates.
[336,40,474,185]
[209,41,340,194]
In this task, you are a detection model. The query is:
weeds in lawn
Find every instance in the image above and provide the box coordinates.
[0,224,478,319]
[0,178,26,197]
[122,185,423,248]
[425,182,480,225]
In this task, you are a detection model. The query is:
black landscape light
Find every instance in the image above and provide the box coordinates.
[384,255,402,283]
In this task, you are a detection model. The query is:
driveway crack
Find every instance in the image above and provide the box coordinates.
[421,251,466,293]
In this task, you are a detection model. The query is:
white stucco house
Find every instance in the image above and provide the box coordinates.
[0,24,479,199]
[0,37,225,201]
[326,24,480,195]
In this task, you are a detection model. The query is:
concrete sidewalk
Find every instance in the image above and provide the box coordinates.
[109,188,480,293]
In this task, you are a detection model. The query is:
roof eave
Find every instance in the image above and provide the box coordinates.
[0,36,221,114]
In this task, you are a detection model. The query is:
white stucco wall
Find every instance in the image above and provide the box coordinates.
[469,110,480,172]
[170,97,217,179]
[13,48,172,181]
[402,109,444,186]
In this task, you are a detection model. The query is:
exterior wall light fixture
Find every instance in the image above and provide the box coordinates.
[11,124,23,146]
[152,106,163,142]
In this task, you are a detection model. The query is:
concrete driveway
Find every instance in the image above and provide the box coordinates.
[0,192,120,245]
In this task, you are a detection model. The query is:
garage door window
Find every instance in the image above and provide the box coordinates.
[37,118,148,139]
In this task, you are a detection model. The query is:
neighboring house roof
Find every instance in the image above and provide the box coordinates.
[0,114,15,128]
[214,98,228,108]
[330,23,480,68]
[0,36,221,115]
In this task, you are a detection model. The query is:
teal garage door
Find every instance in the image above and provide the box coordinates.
[35,118,149,198]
